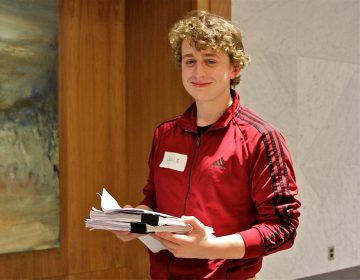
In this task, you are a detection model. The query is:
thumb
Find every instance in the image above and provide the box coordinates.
[181,216,205,232]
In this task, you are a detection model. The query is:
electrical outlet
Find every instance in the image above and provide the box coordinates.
[328,246,335,261]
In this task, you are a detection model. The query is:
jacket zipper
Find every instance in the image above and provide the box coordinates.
[168,133,201,277]
[181,134,201,216]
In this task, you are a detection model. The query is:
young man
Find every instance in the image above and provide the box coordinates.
[114,10,301,279]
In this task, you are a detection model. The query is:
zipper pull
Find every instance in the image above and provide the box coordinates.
[196,136,201,147]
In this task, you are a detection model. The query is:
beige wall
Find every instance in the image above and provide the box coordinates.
[232,0,360,279]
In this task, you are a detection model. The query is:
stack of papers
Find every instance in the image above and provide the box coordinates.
[87,209,191,234]
[85,188,192,234]
[85,188,192,252]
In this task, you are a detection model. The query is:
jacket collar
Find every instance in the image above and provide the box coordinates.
[176,89,241,133]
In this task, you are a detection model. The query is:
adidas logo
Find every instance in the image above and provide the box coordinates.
[213,157,225,168]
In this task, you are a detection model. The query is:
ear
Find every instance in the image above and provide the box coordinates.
[230,66,241,80]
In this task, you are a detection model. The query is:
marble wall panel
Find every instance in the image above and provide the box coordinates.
[297,0,359,64]
[297,57,358,166]
[357,64,360,262]
[257,163,359,279]
[232,0,297,55]
[232,0,360,278]
[239,50,298,158]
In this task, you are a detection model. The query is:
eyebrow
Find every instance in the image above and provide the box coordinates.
[182,53,220,59]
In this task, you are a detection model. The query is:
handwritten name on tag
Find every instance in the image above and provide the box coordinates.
[160,152,187,172]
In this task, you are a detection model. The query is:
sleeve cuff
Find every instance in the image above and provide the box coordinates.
[239,227,264,259]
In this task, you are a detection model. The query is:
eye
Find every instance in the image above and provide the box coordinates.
[184,59,196,65]
[206,59,217,65]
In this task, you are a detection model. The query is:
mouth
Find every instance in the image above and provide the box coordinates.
[190,81,212,88]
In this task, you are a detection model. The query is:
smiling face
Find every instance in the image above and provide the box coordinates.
[181,40,239,104]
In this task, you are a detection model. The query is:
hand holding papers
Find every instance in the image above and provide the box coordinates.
[85,188,194,253]
[85,188,192,234]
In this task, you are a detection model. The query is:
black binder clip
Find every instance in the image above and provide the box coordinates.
[140,213,160,226]
[130,223,147,234]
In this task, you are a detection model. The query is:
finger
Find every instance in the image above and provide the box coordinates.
[158,237,181,252]
[119,236,132,242]
[152,233,179,252]
[114,232,131,239]
[110,230,129,238]
[111,230,134,237]
[155,232,179,242]
[156,232,188,244]
[115,234,131,241]
[110,230,142,241]
[123,204,133,208]
[155,232,176,242]
[110,230,129,235]
[181,216,205,232]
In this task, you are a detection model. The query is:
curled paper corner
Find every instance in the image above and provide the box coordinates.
[100,187,121,211]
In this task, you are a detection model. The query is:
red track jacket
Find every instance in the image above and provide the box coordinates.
[140,91,301,279]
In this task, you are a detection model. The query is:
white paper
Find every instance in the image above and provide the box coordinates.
[138,235,166,253]
[99,188,121,211]
[86,188,194,253]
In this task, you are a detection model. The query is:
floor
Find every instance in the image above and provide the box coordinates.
[297,265,360,280]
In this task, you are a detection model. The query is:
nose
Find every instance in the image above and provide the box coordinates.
[194,62,206,77]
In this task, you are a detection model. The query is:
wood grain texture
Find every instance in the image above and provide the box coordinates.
[125,0,193,206]
[67,267,134,280]
[59,0,127,275]
[0,1,232,278]
[193,0,210,10]
[210,0,231,19]
[0,0,128,279]
[41,267,134,280]
[192,0,231,19]
[124,0,193,278]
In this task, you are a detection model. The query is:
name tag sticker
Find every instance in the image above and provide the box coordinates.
[160,152,187,172]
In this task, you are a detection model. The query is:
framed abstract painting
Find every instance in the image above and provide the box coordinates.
[0,0,59,254]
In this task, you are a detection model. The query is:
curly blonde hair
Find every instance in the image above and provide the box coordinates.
[169,10,250,87]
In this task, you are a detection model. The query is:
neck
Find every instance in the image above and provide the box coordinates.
[196,92,233,127]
